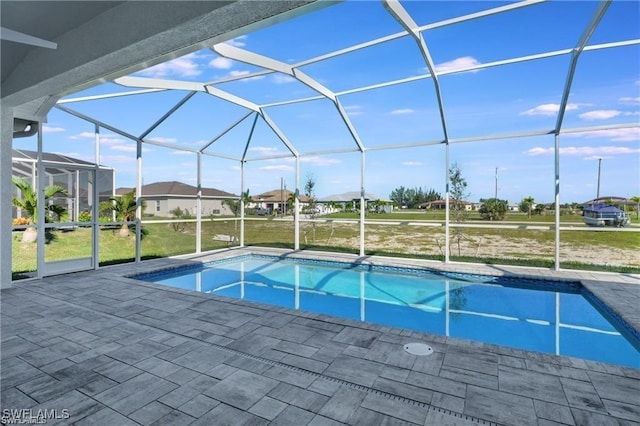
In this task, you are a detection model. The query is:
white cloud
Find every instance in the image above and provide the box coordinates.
[138,52,202,78]
[100,155,136,164]
[229,70,250,77]
[343,105,364,116]
[583,155,615,161]
[525,146,640,157]
[619,96,640,105]
[170,150,195,156]
[249,146,278,152]
[520,103,580,116]
[225,35,247,47]
[259,165,295,172]
[435,56,481,73]
[402,161,423,167]
[272,74,296,84]
[146,136,177,144]
[53,152,92,162]
[43,125,65,133]
[109,145,152,153]
[70,131,125,145]
[70,131,95,139]
[579,110,621,120]
[209,57,233,70]
[299,156,341,166]
[390,108,415,115]
[563,128,640,142]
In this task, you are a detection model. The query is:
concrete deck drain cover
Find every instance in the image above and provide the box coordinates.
[404,342,433,356]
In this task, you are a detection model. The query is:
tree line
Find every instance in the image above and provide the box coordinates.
[389,186,442,209]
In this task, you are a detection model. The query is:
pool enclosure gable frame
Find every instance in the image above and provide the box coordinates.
[12,0,640,280]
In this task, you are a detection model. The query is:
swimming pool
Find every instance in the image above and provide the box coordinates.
[136,255,640,368]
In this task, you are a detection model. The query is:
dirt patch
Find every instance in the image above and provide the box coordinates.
[324,229,639,267]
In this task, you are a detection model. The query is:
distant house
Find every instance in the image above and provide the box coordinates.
[251,189,310,215]
[12,148,115,221]
[419,199,473,211]
[318,191,390,213]
[116,181,237,217]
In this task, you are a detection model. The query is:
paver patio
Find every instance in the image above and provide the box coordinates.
[2,248,639,425]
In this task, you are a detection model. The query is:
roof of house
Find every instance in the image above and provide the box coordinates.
[116,181,236,198]
[318,191,385,202]
[420,199,471,206]
[583,197,634,206]
[253,189,311,203]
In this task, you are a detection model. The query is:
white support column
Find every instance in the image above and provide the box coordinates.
[240,161,245,247]
[445,280,450,336]
[360,270,365,321]
[93,125,100,270]
[360,151,365,257]
[196,152,202,253]
[67,172,73,220]
[555,292,560,355]
[294,156,300,250]
[294,264,300,310]
[445,142,450,263]
[135,139,142,263]
[0,106,14,287]
[74,171,80,222]
[554,134,561,270]
[36,123,45,278]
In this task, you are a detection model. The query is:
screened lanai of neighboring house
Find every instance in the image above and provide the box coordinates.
[6,0,640,281]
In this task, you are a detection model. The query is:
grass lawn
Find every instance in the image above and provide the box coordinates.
[12,216,640,278]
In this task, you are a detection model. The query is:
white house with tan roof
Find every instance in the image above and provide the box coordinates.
[116,181,237,217]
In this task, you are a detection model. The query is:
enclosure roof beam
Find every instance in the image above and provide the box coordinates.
[200,111,255,153]
[139,92,197,140]
[383,0,450,143]
[212,43,366,152]
[559,121,640,136]
[241,113,261,162]
[115,76,206,92]
[200,151,242,162]
[205,86,260,112]
[555,0,611,133]
[245,38,640,105]
[55,104,141,143]
[259,110,299,157]
[295,0,544,68]
[57,89,166,104]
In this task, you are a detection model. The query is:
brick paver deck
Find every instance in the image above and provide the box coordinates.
[2,248,639,425]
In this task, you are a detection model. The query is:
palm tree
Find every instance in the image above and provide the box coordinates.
[99,190,138,237]
[629,196,640,218]
[242,189,251,206]
[12,177,69,242]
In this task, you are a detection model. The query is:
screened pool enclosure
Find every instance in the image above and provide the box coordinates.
[11,0,640,279]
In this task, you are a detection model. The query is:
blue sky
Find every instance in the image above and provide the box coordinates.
[14,0,640,204]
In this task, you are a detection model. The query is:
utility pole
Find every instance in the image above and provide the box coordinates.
[280,177,284,217]
[596,158,601,201]
[494,167,498,200]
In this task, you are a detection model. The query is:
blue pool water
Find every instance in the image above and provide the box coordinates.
[136,255,640,368]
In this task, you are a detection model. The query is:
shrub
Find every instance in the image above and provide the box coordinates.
[78,211,92,222]
[479,198,508,221]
